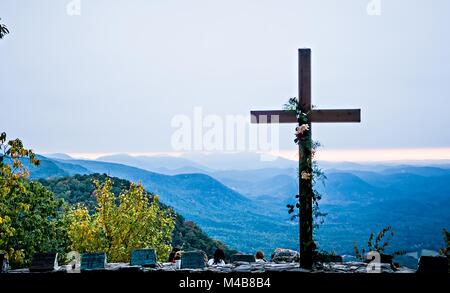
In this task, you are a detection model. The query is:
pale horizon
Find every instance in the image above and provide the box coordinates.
[40,147,450,164]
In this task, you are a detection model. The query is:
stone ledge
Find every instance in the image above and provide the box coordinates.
[7,261,415,273]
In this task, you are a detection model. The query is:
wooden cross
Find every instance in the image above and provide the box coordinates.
[250,49,361,269]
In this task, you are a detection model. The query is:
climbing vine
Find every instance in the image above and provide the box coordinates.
[284,98,327,228]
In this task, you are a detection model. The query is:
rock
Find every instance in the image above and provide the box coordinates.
[181,250,207,269]
[0,253,9,273]
[271,248,300,263]
[316,261,402,273]
[417,256,448,273]
[233,265,252,272]
[230,254,256,263]
[29,253,58,272]
[7,268,29,273]
[395,266,416,273]
[264,263,299,272]
[5,259,417,273]
[107,263,143,272]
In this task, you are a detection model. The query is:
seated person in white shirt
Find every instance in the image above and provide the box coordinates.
[255,251,267,262]
[208,248,226,266]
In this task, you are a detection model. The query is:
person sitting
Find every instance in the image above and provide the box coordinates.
[168,247,181,263]
[208,248,226,266]
[255,251,267,262]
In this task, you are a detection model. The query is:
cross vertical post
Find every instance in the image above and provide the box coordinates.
[298,48,314,269]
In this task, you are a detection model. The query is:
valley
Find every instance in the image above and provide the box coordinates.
[30,153,450,259]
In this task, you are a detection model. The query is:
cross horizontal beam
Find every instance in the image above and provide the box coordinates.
[250,109,361,124]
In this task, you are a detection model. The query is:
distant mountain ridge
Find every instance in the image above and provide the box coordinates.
[44,153,74,160]
[96,152,297,172]
[96,154,210,173]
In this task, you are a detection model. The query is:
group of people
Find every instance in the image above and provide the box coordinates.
[168,248,267,266]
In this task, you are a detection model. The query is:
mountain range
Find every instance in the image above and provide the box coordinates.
[31,153,450,260]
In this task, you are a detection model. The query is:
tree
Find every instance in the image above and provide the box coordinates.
[2,181,68,268]
[66,178,175,262]
[0,18,9,39]
[1,132,68,268]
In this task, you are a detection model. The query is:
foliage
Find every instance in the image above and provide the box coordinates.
[440,228,449,257]
[0,132,40,191]
[1,132,67,268]
[0,18,9,39]
[40,173,237,258]
[65,178,175,262]
[313,249,341,263]
[283,97,299,112]
[172,218,237,259]
[3,181,68,268]
[39,173,131,212]
[353,225,405,260]
[284,99,327,227]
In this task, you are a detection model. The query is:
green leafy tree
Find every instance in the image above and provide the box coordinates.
[4,181,68,268]
[1,132,68,268]
[66,178,175,262]
[0,18,9,39]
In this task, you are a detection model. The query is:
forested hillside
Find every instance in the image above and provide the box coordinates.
[39,174,237,258]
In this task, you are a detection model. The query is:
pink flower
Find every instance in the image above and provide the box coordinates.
[296,124,309,135]
[295,124,310,138]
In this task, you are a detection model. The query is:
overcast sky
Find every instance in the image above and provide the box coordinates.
[1,0,450,160]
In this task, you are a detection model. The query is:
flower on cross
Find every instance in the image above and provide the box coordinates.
[294,124,310,144]
[301,171,311,180]
[296,124,310,135]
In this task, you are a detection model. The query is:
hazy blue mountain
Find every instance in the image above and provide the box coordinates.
[212,167,296,182]
[154,166,209,175]
[196,164,450,255]
[28,155,450,258]
[317,161,391,172]
[221,174,298,201]
[50,159,92,176]
[28,156,69,178]
[97,153,209,173]
[181,152,297,170]
[96,152,298,172]
[44,153,74,160]
[382,165,450,177]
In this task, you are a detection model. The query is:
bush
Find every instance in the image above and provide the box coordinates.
[353,225,404,261]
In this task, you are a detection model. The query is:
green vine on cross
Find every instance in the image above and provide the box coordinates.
[284,97,327,229]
